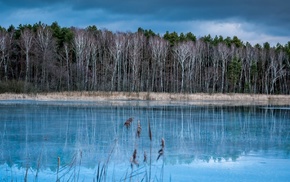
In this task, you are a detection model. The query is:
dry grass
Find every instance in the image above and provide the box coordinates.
[0,91,290,105]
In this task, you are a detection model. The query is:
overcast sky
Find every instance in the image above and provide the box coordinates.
[0,0,289,46]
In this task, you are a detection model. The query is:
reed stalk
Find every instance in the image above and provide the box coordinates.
[24,164,29,182]
[56,156,60,181]
[35,152,42,180]
[148,119,152,181]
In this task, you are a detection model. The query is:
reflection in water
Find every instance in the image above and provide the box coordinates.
[0,101,290,181]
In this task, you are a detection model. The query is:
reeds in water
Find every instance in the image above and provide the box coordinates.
[136,120,141,138]
[18,115,165,182]
[157,138,165,161]
[124,117,134,129]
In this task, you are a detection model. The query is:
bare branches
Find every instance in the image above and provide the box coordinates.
[173,41,196,92]
[0,24,290,94]
[20,28,34,83]
[149,36,169,91]
[0,30,13,81]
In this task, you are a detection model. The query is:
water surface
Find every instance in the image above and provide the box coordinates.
[0,100,290,181]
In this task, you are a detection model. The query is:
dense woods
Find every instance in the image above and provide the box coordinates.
[0,22,289,94]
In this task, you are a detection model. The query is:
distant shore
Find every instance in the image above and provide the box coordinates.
[0,92,290,106]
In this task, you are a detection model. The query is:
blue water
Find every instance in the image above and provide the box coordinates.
[0,100,290,181]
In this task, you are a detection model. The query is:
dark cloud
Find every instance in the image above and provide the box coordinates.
[0,0,63,8]
[75,0,289,36]
[0,0,289,37]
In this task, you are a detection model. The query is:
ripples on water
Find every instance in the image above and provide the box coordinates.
[0,100,290,181]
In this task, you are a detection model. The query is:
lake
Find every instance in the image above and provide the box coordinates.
[0,100,290,181]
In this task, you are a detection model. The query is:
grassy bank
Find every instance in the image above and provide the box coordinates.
[0,91,290,105]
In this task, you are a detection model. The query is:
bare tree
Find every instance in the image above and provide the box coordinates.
[109,32,126,91]
[194,39,205,92]
[88,34,99,90]
[260,48,268,93]
[218,43,231,92]
[63,42,71,90]
[84,34,92,90]
[276,50,288,93]
[241,43,259,93]
[211,45,219,93]
[20,28,34,85]
[98,30,112,91]
[0,30,13,81]
[268,48,286,93]
[197,40,214,92]
[186,41,196,92]
[149,36,168,92]
[0,31,7,80]
[173,41,193,92]
[236,46,245,92]
[1,25,290,94]
[73,28,88,90]
[128,32,144,92]
[35,24,56,90]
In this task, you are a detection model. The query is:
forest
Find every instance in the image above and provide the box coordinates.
[0,22,289,94]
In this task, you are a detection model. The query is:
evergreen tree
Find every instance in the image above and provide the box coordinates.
[163,31,179,46]
[227,57,242,92]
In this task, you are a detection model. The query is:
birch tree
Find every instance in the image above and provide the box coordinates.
[241,43,258,93]
[276,50,287,93]
[73,28,87,90]
[187,41,196,92]
[0,30,13,81]
[35,25,55,90]
[63,42,71,90]
[268,48,286,93]
[218,43,231,92]
[194,39,205,92]
[1,24,290,94]
[149,36,168,92]
[20,28,34,85]
[88,33,99,90]
[173,41,192,92]
[212,45,219,92]
[128,32,144,92]
[109,32,126,91]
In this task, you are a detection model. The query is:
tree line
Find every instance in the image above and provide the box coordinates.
[0,22,289,94]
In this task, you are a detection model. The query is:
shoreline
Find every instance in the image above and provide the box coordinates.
[0,91,290,106]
